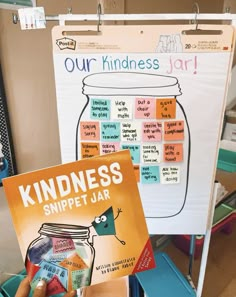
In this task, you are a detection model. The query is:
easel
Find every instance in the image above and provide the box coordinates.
[11,4,236,297]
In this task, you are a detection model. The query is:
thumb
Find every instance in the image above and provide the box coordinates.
[33,280,47,297]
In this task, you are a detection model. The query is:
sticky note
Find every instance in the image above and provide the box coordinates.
[141,166,160,184]
[135,98,156,119]
[60,252,88,271]
[163,143,183,162]
[133,165,140,183]
[52,238,75,254]
[141,144,161,163]
[142,122,162,142]
[43,249,69,265]
[81,142,100,159]
[160,166,180,184]
[101,122,120,142]
[25,259,40,281]
[28,237,52,264]
[46,275,67,296]
[90,98,111,120]
[111,99,133,120]
[164,120,184,141]
[156,98,176,119]
[121,122,141,142]
[122,145,140,164]
[101,142,120,154]
[80,122,100,141]
[72,268,91,289]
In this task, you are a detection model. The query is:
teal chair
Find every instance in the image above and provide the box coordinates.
[136,252,196,297]
[0,270,31,297]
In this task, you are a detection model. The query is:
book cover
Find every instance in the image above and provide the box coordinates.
[3,150,155,295]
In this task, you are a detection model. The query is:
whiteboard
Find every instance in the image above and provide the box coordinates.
[52,25,234,234]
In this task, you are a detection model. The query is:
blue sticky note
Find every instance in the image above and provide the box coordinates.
[141,166,160,184]
[28,237,53,264]
[101,122,120,142]
[90,99,111,120]
[122,145,140,164]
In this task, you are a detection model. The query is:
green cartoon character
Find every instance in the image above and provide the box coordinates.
[91,206,125,245]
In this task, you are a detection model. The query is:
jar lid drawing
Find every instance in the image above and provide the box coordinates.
[82,72,182,97]
[39,223,90,239]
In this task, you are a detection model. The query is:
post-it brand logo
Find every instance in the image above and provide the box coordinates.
[56,37,76,50]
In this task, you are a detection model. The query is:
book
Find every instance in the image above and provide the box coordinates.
[3,150,155,295]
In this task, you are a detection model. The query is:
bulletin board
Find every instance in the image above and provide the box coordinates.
[0,65,17,183]
[52,25,234,234]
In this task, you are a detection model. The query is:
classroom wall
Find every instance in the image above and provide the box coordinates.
[125,0,224,13]
[0,0,97,173]
[0,0,227,173]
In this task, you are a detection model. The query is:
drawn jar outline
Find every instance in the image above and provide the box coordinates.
[75,71,191,218]
[25,223,95,291]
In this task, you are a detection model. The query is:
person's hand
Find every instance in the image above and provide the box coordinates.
[15,277,76,297]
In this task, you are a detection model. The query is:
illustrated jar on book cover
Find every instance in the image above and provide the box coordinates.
[25,223,95,295]
[77,72,190,218]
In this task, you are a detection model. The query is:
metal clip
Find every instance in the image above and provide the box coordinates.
[192,2,200,31]
[97,3,102,32]
[12,13,18,24]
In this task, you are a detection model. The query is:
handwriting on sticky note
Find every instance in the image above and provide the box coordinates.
[142,122,162,142]
[156,98,176,119]
[101,122,120,142]
[122,145,140,164]
[81,142,100,159]
[135,98,156,119]
[111,99,133,120]
[164,120,184,141]
[141,166,160,184]
[160,166,180,184]
[142,144,161,163]
[121,122,141,142]
[80,122,100,140]
[164,143,183,162]
[90,99,110,120]
[101,142,120,154]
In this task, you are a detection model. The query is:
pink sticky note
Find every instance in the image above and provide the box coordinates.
[142,122,162,142]
[52,238,75,254]
[135,98,156,119]
[101,142,120,154]
[80,121,100,140]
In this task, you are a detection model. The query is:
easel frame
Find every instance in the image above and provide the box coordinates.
[12,7,236,297]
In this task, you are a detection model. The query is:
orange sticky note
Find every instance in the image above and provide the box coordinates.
[133,165,140,183]
[164,120,184,141]
[59,252,88,271]
[156,98,176,119]
[163,143,183,162]
[80,121,100,140]
[81,142,100,159]
[59,253,88,291]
